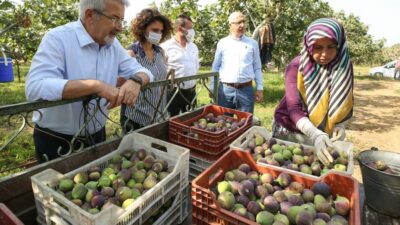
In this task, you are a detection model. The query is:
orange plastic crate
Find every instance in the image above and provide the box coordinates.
[169,105,252,161]
[0,203,24,225]
[191,149,361,225]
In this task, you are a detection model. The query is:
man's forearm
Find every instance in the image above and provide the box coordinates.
[134,72,150,85]
[62,80,101,99]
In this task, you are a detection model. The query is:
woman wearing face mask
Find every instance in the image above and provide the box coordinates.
[273,18,354,166]
[120,8,172,132]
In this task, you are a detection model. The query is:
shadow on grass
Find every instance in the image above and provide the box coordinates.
[355,75,398,81]
[348,93,400,133]
[354,81,386,91]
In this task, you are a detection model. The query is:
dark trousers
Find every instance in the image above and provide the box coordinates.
[33,125,106,163]
[167,86,197,117]
[260,44,274,65]
[119,112,145,134]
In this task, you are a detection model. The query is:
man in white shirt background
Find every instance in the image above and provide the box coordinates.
[25,0,152,162]
[211,11,264,113]
[161,14,200,117]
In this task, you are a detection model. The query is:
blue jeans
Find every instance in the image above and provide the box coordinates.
[218,83,255,113]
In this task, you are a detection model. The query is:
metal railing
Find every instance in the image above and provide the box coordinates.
[0,72,218,168]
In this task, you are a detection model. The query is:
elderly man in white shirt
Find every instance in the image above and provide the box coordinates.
[161,14,200,117]
[211,12,264,113]
[25,0,152,162]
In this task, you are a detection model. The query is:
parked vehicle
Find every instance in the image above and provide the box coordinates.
[369,60,397,78]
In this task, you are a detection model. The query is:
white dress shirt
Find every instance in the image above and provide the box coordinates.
[161,38,199,89]
[25,20,152,135]
[211,35,263,91]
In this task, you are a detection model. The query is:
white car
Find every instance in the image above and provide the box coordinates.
[369,60,397,79]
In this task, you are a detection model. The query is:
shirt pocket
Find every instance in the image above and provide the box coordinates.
[242,45,254,65]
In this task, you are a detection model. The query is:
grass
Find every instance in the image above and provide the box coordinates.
[0,64,36,177]
[353,65,371,77]
[0,64,374,177]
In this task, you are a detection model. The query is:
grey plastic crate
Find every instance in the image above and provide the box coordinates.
[230,126,354,179]
[189,155,214,182]
[32,133,189,225]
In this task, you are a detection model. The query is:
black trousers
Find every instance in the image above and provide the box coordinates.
[260,44,274,65]
[33,125,106,163]
[119,112,145,134]
[167,86,197,117]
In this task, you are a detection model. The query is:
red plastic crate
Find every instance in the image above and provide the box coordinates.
[169,105,252,161]
[191,149,361,225]
[0,203,24,225]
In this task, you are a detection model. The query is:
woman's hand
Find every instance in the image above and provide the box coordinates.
[314,133,334,166]
[331,124,346,142]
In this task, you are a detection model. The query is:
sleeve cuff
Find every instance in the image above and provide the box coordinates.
[132,68,153,82]
[42,78,69,101]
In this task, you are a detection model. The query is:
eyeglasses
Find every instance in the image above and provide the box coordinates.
[94,9,127,28]
[231,20,246,25]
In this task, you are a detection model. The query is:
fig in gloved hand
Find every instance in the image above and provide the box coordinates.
[314,133,334,166]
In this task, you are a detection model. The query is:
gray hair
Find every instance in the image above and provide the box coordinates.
[228,11,245,24]
[79,0,130,20]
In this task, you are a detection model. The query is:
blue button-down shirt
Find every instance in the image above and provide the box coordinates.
[211,35,263,91]
[25,20,152,135]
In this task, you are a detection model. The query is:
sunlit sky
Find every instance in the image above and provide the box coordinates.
[11,0,400,46]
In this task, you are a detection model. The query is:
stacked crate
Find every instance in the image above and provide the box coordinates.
[191,149,361,225]
[31,133,190,225]
[169,104,253,180]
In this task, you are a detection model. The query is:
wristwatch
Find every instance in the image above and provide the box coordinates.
[129,74,143,86]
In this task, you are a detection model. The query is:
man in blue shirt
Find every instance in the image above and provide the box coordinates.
[211,11,264,113]
[25,0,153,162]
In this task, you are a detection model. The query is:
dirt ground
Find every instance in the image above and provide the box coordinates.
[346,78,400,182]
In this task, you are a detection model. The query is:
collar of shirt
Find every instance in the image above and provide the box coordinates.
[74,20,97,47]
[74,20,112,49]
[172,37,189,49]
[229,34,245,41]
[133,41,162,58]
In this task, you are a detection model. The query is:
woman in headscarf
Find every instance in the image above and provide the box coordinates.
[273,18,353,165]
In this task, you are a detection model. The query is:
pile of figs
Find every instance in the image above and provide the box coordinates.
[366,160,398,175]
[213,163,351,225]
[244,133,349,176]
[56,148,173,214]
[190,113,247,133]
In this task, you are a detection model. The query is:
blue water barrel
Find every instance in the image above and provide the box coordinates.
[0,58,14,82]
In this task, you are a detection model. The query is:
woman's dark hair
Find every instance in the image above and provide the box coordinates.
[130,8,172,43]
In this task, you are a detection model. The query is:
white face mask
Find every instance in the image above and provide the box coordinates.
[185,29,195,42]
[146,31,162,45]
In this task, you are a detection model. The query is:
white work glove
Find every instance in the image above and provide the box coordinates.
[331,122,347,142]
[296,117,334,166]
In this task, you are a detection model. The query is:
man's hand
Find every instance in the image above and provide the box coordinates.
[95,81,120,109]
[116,76,126,87]
[117,79,141,107]
[255,90,264,103]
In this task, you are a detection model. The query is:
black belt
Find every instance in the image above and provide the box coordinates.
[222,81,252,89]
